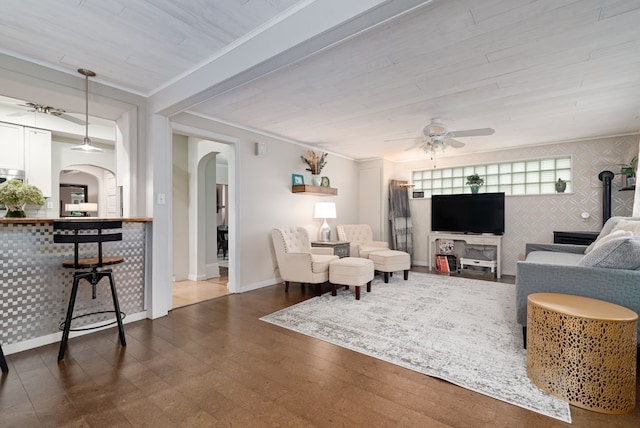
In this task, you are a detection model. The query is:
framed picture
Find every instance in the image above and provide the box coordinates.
[292,174,304,185]
[321,176,330,187]
[438,239,455,254]
[412,191,425,198]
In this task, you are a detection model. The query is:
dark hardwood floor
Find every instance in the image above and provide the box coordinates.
[1,268,638,427]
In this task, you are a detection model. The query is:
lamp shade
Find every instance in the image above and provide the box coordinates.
[314,202,336,219]
[65,204,80,212]
[79,202,98,213]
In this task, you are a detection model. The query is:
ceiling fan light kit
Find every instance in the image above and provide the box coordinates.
[70,68,102,153]
[424,118,447,136]
[402,118,496,167]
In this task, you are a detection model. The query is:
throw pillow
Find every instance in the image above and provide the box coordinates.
[592,229,634,250]
[584,216,640,253]
[611,219,640,235]
[578,236,640,270]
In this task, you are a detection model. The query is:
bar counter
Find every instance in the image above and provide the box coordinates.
[0,218,151,354]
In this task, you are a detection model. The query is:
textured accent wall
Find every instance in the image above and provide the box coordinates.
[402,135,638,275]
[0,222,146,346]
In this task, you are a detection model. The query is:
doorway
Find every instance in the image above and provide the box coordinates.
[59,166,118,218]
[171,134,232,308]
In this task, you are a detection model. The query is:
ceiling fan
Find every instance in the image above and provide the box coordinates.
[400,118,495,166]
[9,101,86,126]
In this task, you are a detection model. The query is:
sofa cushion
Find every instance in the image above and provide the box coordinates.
[525,251,584,266]
[585,216,640,253]
[611,219,640,235]
[591,229,634,250]
[578,236,640,270]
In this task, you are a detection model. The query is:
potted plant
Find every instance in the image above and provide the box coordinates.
[466,174,484,193]
[301,150,327,186]
[0,179,45,218]
[620,155,637,188]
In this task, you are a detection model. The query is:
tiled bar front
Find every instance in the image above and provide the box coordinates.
[0,220,148,350]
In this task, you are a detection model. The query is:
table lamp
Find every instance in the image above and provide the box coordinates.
[314,202,336,242]
[79,202,98,217]
[65,203,81,216]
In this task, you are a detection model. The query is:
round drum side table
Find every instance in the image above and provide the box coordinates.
[526,292,637,414]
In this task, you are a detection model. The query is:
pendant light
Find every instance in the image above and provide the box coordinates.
[70,68,102,152]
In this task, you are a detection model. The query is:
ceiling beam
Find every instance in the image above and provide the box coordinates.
[148,0,435,116]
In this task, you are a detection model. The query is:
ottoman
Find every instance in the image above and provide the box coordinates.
[368,250,410,283]
[329,257,374,300]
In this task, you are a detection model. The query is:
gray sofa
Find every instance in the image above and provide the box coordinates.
[516,216,640,346]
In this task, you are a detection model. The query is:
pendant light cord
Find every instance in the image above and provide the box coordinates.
[84,72,89,144]
[77,68,96,145]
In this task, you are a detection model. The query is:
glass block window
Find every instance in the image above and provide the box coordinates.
[411,156,572,197]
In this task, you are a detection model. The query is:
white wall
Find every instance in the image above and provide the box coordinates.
[33,139,117,218]
[394,135,638,276]
[172,134,189,281]
[169,113,359,293]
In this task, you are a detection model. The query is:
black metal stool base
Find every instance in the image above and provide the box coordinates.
[0,344,8,373]
[58,269,126,362]
[59,310,127,332]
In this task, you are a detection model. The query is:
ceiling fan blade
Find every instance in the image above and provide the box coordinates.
[384,136,418,142]
[56,113,87,126]
[7,110,29,117]
[445,138,465,148]
[448,128,495,138]
[404,138,426,151]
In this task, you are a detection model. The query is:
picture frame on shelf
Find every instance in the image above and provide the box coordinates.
[321,176,330,187]
[438,239,455,254]
[292,174,304,185]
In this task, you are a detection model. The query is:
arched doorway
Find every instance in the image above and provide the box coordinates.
[59,165,118,217]
[170,134,233,308]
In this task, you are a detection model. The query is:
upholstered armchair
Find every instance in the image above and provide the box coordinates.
[271,227,339,294]
[336,224,389,258]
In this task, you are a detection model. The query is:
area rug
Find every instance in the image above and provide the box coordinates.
[260,272,571,423]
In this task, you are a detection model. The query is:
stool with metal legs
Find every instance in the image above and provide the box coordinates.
[54,220,127,362]
[0,344,8,373]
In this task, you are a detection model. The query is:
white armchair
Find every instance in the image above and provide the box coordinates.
[271,227,339,294]
[336,224,389,258]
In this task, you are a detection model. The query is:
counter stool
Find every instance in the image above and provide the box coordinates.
[54,220,127,362]
[0,344,8,373]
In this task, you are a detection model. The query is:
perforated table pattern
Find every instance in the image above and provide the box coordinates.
[0,221,146,347]
[526,293,637,414]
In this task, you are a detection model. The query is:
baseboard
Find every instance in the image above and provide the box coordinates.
[238,276,281,293]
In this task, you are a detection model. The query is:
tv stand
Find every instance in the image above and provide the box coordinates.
[428,232,502,278]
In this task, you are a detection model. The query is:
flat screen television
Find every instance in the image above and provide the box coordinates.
[431,192,505,235]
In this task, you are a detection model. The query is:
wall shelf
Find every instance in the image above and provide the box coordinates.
[292,185,337,195]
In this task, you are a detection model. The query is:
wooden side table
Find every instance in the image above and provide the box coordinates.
[526,293,638,414]
[311,241,350,258]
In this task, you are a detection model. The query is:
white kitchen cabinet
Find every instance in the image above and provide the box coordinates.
[0,122,25,170]
[24,127,52,197]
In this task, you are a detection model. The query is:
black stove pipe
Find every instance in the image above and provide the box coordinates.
[598,170,615,226]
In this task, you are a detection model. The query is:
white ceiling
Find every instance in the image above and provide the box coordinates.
[1,0,639,161]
